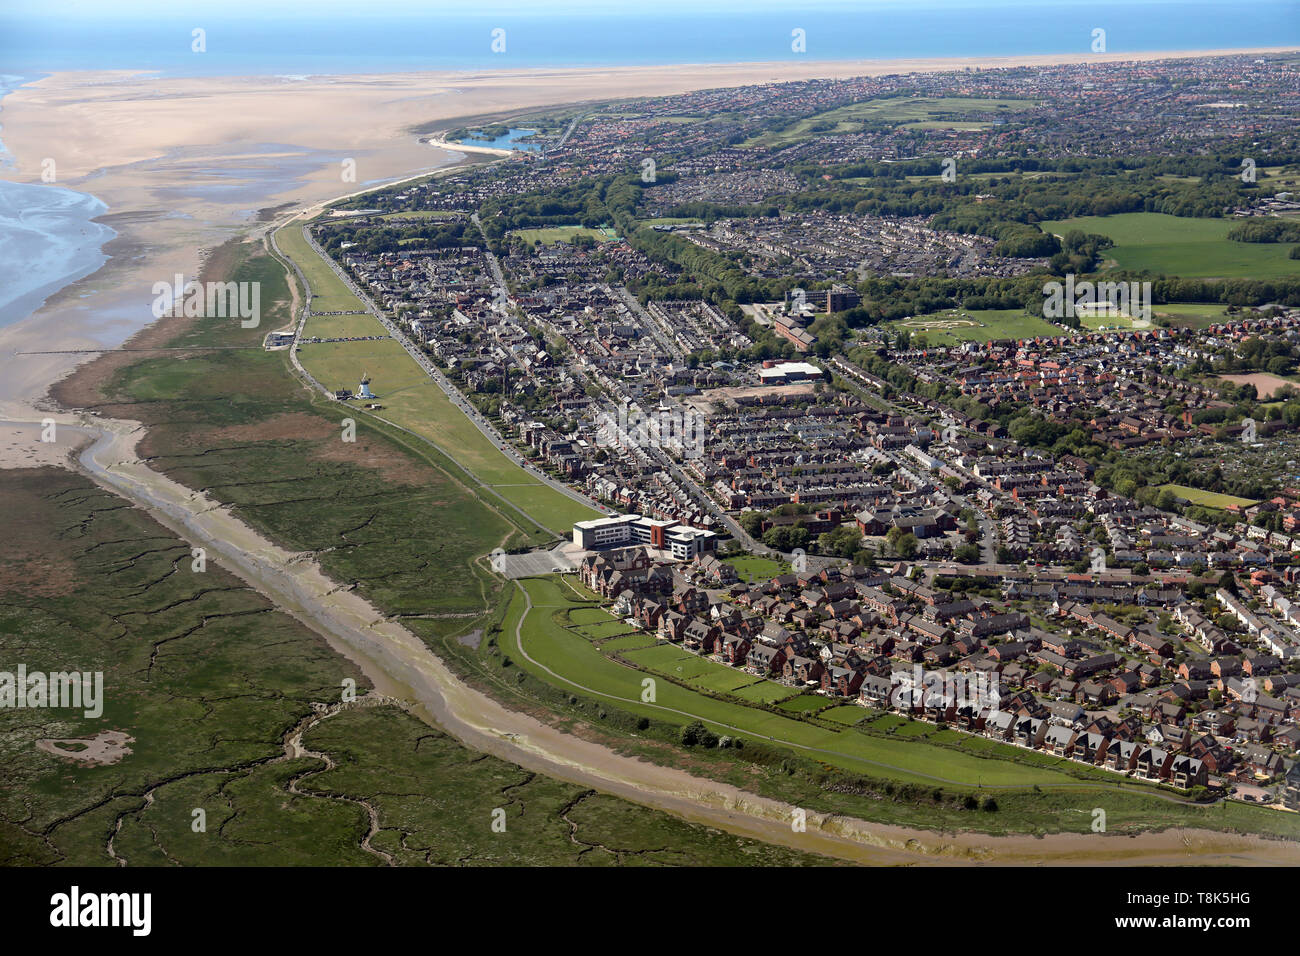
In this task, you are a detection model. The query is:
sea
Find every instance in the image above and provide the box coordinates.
[0,73,116,330]
[0,0,1296,330]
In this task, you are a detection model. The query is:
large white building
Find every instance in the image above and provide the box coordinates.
[572,513,717,560]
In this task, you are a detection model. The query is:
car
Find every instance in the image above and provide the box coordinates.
[551,566,565,573]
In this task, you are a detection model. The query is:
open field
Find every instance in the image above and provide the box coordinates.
[1218,372,1298,399]
[1153,302,1234,329]
[724,554,790,581]
[1076,305,1153,330]
[301,311,388,340]
[883,308,1063,346]
[274,224,367,312]
[0,468,823,866]
[374,209,463,221]
[820,705,872,726]
[1158,484,1262,510]
[510,225,618,244]
[743,95,1037,147]
[1039,212,1300,279]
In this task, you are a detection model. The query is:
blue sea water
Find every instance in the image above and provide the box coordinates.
[0,175,116,329]
[0,75,117,329]
[0,2,1296,76]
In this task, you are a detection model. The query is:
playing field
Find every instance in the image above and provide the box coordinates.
[744,96,1037,147]
[510,225,617,244]
[301,311,386,340]
[883,309,1063,346]
[724,555,790,581]
[1158,484,1261,510]
[1039,212,1300,279]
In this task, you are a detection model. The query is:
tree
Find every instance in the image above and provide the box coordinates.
[894,532,919,560]
[954,543,980,564]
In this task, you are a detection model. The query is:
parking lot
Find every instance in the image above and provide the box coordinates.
[498,542,585,579]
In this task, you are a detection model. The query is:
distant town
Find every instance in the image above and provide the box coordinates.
[300,51,1300,809]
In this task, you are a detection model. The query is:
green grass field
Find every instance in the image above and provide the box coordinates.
[744,96,1036,148]
[1158,484,1261,509]
[777,695,833,713]
[274,223,367,312]
[302,311,387,340]
[510,225,617,244]
[724,555,790,581]
[52,234,1300,845]
[882,308,1064,346]
[1039,212,1300,279]
[374,209,463,221]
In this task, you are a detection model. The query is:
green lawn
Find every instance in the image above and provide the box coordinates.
[724,555,790,582]
[820,705,871,726]
[744,96,1037,147]
[883,308,1064,346]
[777,694,833,713]
[375,209,463,221]
[274,223,366,312]
[1153,302,1234,329]
[1039,212,1300,279]
[573,620,640,640]
[301,311,387,340]
[510,225,617,245]
[1158,484,1261,510]
[569,606,618,626]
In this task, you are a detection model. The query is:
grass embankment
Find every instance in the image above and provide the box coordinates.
[477,575,1300,839]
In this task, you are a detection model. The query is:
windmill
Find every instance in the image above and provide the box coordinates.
[357,372,375,400]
